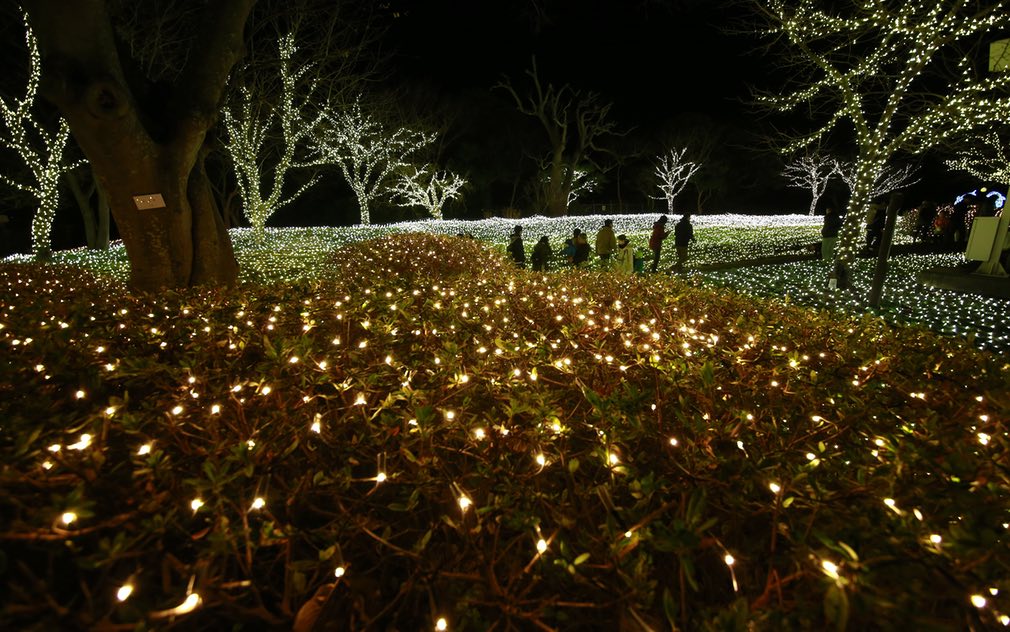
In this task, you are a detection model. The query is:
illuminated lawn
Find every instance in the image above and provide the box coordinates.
[1,232,1008,630]
[29,213,1003,354]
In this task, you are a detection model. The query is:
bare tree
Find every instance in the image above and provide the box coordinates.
[782,153,835,215]
[391,165,466,220]
[0,11,84,258]
[946,132,1010,186]
[324,98,434,225]
[653,147,701,214]
[22,0,256,289]
[496,58,618,216]
[754,0,1010,277]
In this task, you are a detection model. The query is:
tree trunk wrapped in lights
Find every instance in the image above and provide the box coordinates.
[224,31,334,242]
[653,147,701,214]
[324,98,434,225]
[755,0,1010,282]
[0,12,84,259]
[21,0,255,290]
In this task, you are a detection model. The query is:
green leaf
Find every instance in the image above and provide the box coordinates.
[823,583,849,632]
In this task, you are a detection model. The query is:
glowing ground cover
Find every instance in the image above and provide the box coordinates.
[1,233,1008,630]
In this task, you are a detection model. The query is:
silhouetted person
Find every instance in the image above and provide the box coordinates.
[821,206,843,260]
[648,215,669,273]
[531,236,552,271]
[507,225,525,268]
[672,214,695,272]
[573,232,591,267]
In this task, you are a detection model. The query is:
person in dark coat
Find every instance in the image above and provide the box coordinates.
[672,214,695,272]
[507,225,525,268]
[648,215,669,273]
[821,206,843,260]
[572,232,591,267]
[531,236,552,271]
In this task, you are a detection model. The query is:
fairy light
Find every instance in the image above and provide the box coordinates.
[138,443,152,456]
[435,617,448,631]
[67,434,92,450]
[250,497,266,511]
[929,534,942,544]
[821,560,840,579]
[375,472,387,483]
[536,538,548,553]
[191,498,204,512]
[769,482,781,494]
[116,583,134,602]
[971,594,987,608]
[458,495,472,511]
[334,566,346,578]
[61,511,77,525]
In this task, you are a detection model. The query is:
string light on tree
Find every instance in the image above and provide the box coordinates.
[653,147,702,213]
[757,0,1010,285]
[783,153,838,216]
[323,97,434,225]
[0,12,85,259]
[391,164,466,220]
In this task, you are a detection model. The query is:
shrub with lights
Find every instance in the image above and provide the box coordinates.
[1,232,1009,630]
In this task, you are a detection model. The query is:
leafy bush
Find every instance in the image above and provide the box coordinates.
[1,234,1008,630]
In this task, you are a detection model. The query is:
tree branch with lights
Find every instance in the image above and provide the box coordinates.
[946,132,1010,186]
[754,0,1010,283]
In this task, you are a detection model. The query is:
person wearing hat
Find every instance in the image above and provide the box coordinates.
[648,215,669,273]
[595,219,617,269]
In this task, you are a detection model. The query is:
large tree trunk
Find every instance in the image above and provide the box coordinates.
[23,0,254,291]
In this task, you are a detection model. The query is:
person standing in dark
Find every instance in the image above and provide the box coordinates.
[821,206,843,261]
[573,231,591,267]
[913,200,937,244]
[648,215,669,273]
[594,219,617,268]
[672,214,695,272]
[507,225,525,268]
[531,236,552,271]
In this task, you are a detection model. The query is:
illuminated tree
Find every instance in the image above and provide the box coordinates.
[391,165,466,220]
[497,58,618,217]
[0,12,84,258]
[834,160,920,199]
[21,0,255,290]
[755,0,1010,276]
[223,31,331,241]
[653,147,701,213]
[324,99,434,225]
[946,133,1010,185]
[782,154,835,215]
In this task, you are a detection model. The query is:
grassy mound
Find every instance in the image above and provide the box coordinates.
[1,233,1008,630]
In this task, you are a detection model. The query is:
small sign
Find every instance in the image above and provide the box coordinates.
[133,194,166,210]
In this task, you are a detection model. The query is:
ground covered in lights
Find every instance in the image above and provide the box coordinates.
[31,213,1009,354]
[2,232,1009,630]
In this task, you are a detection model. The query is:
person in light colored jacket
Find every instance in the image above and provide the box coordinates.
[615,234,634,274]
[595,219,617,268]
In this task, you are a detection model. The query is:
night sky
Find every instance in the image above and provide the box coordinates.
[386,0,757,125]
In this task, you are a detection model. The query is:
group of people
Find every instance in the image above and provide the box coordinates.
[507,214,697,274]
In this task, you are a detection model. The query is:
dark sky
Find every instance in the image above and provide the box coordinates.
[386,0,758,127]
